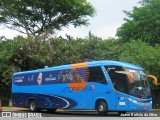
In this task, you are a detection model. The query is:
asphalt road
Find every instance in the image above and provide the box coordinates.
[1,110,160,120]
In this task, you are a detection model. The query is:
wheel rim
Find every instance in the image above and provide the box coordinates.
[99,105,104,111]
[30,102,35,111]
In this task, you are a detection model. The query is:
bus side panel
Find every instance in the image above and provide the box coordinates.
[12,92,77,109]
[91,82,114,111]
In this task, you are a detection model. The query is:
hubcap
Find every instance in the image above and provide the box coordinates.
[99,105,103,111]
[30,103,35,111]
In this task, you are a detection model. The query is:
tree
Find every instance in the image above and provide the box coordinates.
[99,38,124,60]
[116,0,160,45]
[0,0,95,37]
[119,40,160,85]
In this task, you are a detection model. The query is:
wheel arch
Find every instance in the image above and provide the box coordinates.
[28,97,36,107]
[95,98,109,110]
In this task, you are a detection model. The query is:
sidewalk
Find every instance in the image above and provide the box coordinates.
[152,109,160,111]
[2,107,28,111]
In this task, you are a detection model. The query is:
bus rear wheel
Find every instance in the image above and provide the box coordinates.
[29,100,37,112]
[97,101,108,116]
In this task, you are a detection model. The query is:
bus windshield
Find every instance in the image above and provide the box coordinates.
[105,66,151,98]
[125,68,151,98]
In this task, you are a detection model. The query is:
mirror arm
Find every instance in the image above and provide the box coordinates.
[147,74,158,86]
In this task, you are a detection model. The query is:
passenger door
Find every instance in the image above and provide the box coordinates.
[105,66,130,111]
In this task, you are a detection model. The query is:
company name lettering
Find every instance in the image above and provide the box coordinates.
[62,86,93,92]
[45,77,56,81]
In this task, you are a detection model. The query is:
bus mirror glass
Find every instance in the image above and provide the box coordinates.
[147,74,158,86]
[115,71,134,84]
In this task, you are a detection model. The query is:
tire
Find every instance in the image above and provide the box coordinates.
[97,101,108,116]
[29,100,37,112]
[47,108,57,113]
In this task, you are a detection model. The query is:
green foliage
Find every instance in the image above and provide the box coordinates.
[1,36,160,87]
[0,37,44,70]
[0,0,95,36]
[99,38,125,60]
[0,63,13,106]
[116,0,160,45]
[0,35,160,108]
[0,64,13,87]
[119,40,160,88]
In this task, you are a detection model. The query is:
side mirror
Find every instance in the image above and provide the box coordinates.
[147,74,158,86]
[115,71,134,84]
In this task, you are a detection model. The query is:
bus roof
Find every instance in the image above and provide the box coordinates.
[99,60,143,70]
[13,60,144,75]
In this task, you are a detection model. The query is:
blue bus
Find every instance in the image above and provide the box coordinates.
[12,60,158,115]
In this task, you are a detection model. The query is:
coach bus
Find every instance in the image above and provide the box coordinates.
[12,60,158,115]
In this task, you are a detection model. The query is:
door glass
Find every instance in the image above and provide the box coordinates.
[105,66,129,94]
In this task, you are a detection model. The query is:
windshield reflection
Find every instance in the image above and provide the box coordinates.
[125,68,151,98]
[105,66,151,98]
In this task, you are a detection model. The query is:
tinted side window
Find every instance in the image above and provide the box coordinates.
[58,68,88,83]
[88,67,107,84]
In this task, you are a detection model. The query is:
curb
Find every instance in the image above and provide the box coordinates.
[2,107,28,111]
[152,109,160,111]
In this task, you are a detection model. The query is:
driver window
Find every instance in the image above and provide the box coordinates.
[105,66,129,94]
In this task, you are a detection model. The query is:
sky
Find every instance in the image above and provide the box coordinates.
[0,0,140,39]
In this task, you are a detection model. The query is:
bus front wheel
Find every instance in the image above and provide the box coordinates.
[29,100,37,112]
[97,101,108,116]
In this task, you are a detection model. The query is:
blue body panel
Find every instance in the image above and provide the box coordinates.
[12,60,152,111]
